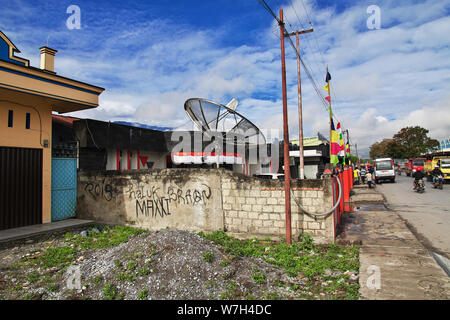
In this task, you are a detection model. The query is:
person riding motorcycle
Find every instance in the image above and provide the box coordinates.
[412,167,425,189]
[431,165,443,185]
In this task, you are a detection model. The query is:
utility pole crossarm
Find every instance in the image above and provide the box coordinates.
[285,28,314,37]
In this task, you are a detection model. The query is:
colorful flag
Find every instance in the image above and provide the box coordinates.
[337,122,346,164]
[337,122,345,157]
[325,71,332,83]
[330,118,340,165]
[325,96,330,102]
[323,83,329,91]
[346,141,350,156]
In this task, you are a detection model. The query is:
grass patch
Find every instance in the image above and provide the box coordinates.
[93,275,103,285]
[136,267,150,276]
[27,271,40,283]
[219,281,240,300]
[45,283,59,293]
[102,283,123,300]
[199,231,360,300]
[137,288,149,300]
[202,251,215,263]
[126,261,138,271]
[34,246,77,268]
[117,271,135,282]
[252,273,266,285]
[64,225,147,250]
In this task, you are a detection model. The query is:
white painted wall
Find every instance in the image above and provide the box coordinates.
[105,149,167,170]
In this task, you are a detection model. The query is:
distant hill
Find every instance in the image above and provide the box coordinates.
[113,121,173,132]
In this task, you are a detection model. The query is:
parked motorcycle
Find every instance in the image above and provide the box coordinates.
[414,179,426,193]
[432,175,443,190]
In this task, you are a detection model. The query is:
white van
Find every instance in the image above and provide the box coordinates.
[374,158,396,183]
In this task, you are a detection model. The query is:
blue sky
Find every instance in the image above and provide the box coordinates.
[1,0,449,157]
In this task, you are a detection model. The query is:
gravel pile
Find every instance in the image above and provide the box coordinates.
[62,229,297,300]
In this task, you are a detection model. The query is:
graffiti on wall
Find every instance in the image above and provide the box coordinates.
[127,183,212,219]
[81,176,212,219]
[84,180,118,202]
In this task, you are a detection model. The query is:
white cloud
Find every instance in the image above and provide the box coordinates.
[3,0,449,158]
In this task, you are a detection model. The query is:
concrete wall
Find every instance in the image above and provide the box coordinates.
[77,168,336,243]
[77,169,223,233]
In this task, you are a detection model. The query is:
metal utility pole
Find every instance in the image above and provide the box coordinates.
[279,9,291,245]
[285,28,313,180]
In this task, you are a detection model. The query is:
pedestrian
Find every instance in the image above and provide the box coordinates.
[366,171,373,188]
[360,166,367,184]
[354,167,360,185]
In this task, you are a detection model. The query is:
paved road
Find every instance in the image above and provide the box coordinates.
[376,174,450,259]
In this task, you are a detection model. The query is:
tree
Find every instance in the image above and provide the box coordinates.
[369,138,394,159]
[385,139,407,159]
[393,126,440,158]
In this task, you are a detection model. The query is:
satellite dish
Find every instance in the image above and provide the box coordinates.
[184,98,266,146]
[226,98,239,111]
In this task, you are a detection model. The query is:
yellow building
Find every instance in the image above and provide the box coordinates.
[0,30,104,230]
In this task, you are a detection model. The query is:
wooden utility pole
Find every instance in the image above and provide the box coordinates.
[279,9,291,245]
[286,28,313,180]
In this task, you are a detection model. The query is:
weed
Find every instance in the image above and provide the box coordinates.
[244,291,256,300]
[126,261,137,271]
[102,283,121,300]
[220,260,230,267]
[206,280,217,289]
[114,259,123,268]
[45,283,59,293]
[202,251,215,263]
[116,272,135,282]
[137,288,148,300]
[93,275,103,285]
[252,273,265,285]
[23,293,34,300]
[27,271,40,283]
[272,279,285,287]
[219,281,239,299]
[136,267,150,277]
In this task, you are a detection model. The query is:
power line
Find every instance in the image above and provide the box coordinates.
[257,0,351,143]
[300,0,313,25]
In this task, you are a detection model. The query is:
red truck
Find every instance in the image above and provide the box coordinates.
[404,158,426,177]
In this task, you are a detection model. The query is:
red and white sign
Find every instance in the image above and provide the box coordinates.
[171,152,243,165]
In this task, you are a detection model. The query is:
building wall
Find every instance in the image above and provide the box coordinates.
[77,168,336,243]
[105,149,167,171]
[0,101,52,223]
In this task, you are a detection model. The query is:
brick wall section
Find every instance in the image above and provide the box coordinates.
[219,170,335,243]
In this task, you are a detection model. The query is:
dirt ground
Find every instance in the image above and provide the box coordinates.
[0,225,360,300]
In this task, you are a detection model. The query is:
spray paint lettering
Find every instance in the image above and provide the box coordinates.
[128,184,212,218]
[84,180,118,201]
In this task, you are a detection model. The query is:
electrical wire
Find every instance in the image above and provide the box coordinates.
[291,174,342,217]
[0,99,45,147]
[256,0,356,151]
